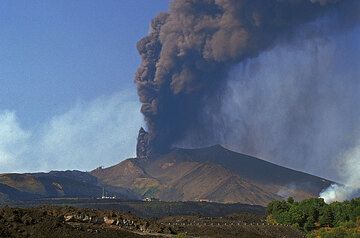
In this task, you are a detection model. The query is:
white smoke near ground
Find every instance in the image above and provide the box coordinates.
[276,184,297,199]
[320,140,360,203]
[320,184,356,203]
[0,90,143,173]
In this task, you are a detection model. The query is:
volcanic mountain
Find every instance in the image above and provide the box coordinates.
[0,145,332,206]
[91,145,333,206]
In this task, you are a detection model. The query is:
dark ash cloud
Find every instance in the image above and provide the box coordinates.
[135,0,359,157]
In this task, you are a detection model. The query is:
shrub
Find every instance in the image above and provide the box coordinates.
[267,197,360,233]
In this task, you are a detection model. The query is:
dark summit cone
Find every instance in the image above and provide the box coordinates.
[136,127,150,159]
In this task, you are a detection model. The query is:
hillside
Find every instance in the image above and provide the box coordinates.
[0,171,138,203]
[91,145,333,206]
[0,145,333,206]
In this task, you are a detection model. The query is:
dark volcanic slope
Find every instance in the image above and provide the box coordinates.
[168,145,332,191]
[92,145,333,206]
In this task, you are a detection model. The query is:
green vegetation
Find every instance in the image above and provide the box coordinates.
[267,197,360,237]
[174,233,187,238]
[308,225,360,238]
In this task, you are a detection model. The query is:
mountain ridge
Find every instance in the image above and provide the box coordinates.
[0,170,139,203]
[92,145,333,205]
[0,145,333,206]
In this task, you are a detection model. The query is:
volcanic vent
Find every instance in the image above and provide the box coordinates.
[136,127,151,159]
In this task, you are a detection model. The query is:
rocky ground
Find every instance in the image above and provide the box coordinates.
[0,205,305,238]
[0,206,170,238]
[157,214,305,238]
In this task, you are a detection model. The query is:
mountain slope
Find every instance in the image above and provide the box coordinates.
[0,171,138,202]
[0,145,333,206]
[92,145,333,206]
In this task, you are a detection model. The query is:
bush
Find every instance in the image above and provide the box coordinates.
[304,216,316,232]
[174,233,187,238]
[267,197,360,233]
[310,227,360,238]
[319,206,334,227]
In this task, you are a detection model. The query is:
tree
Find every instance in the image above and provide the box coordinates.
[330,201,351,226]
[304,216,316,232]
[299,198,325,221]
[288,205,306,228]
[287,197,295,204]
[319,206,334,227]
[267,200,289,216]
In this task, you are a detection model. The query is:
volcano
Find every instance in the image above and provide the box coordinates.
[0,145,333,206]
[91,145,332,206]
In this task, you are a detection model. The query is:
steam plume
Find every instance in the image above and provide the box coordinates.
[135,0,358,156]
[320,140,360,203]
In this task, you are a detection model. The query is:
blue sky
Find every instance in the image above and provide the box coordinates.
[0,0,170,172]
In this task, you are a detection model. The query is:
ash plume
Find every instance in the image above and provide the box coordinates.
[135,0,358,157]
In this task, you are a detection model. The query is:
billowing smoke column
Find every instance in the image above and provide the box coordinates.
[135,0,356,157]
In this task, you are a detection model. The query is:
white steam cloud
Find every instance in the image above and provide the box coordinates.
[0,90,142,173]
[320,140,360,203]
[0,112,30,167]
